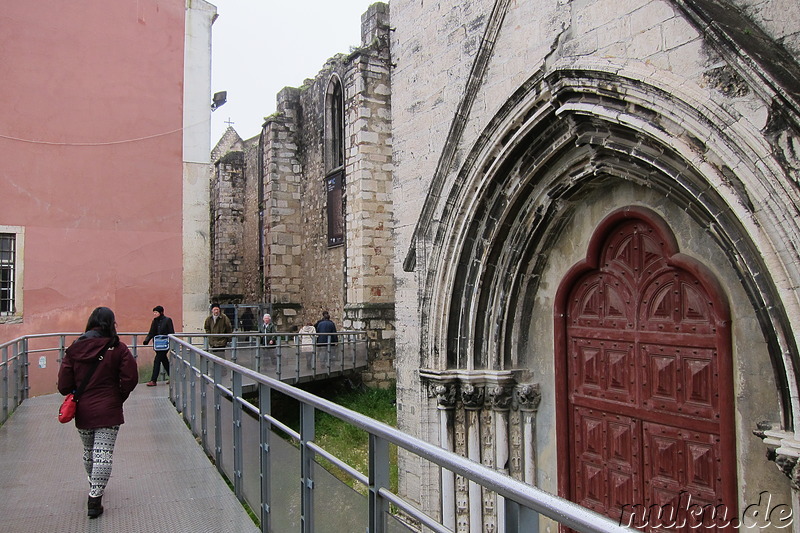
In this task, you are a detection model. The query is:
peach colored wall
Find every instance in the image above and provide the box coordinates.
[0,2,187,395]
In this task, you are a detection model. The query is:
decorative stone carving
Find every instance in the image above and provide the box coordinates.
[433,383,457,409]
[461,384,485,410]
[516,384,541,411]
[753,421,800,489]
[488,385,512,411]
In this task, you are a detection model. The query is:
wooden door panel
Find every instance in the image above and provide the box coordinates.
[563,213,734,532]
[643,422,719,501]
[572,406,640,518]
[641,343,719,422]
[570,337,637,405]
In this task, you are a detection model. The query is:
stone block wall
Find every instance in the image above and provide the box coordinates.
[210,150,246,301]
[211,3,397,376]
[261,88,305,329]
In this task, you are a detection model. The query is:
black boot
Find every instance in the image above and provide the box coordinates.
[88,495,104,518]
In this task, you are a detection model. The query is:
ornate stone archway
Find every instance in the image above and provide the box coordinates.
[412,65,800,529]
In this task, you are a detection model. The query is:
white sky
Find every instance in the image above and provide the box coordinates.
[210,0,376,142]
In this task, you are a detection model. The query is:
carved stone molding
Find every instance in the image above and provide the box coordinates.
[488,385,513,411]
[461,384,485,410]
[753,422,800,489]
[432,383,457,409]
[515,383,541,412]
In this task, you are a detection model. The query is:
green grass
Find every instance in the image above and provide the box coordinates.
[312,386,398,496]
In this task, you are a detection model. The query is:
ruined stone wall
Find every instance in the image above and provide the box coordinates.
[254,4,397,383]
[240,136,262,303]
[262,88,305,330]
[294,64,347,329]
[210,150,245,301]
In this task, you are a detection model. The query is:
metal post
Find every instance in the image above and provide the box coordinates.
[1,345,8,422]
[232,370,244,498]
[295,337,300,382]
[276,338,282,381]
[369,434,390,533]
[505,499,539,533]
[188,345,197,428]
[300,402,315,533]
[58,335,66,365]
[21,338,29,401]
[180,344,188,417]
[200,356,209,453]
[214,361,223,475]
[259,382,272,533]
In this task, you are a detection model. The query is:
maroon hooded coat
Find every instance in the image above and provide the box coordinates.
[58,334,138,430]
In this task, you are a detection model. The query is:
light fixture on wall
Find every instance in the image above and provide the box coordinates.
[211,91,227,111]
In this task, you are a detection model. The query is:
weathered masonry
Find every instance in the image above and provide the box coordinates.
[211,4,395,389]
[390,0,800,531]
[212,0,800,530]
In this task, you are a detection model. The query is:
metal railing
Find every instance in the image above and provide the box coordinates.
[0,332,152,425]
[175,331,369,384]
[171,336,628,533]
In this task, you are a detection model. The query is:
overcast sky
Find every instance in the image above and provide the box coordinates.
[210,0,375,143]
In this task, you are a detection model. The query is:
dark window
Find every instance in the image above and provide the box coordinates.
[325,78,344,172]
[325,77,345,247]
[326,170,345,247]
[0,234,15,315]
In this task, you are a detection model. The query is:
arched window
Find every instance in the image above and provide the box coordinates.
[324,76,345,247]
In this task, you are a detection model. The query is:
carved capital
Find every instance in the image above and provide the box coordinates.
[461,384,485,410]
[516,384,541,412]
[488,385,513,411]
[432,383,457,409]
[753,421,800,489]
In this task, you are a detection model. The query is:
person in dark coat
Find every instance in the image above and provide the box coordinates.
[143,305,175,386]
[57,306,138,519]
[314,311,338,344]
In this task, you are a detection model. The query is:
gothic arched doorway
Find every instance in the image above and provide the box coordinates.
[556,207,737,530]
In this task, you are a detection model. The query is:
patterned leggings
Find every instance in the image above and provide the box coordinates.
[78,426,120,498]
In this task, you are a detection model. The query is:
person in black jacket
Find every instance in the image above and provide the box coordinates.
[314,311,338,359]
[143,305,175,386]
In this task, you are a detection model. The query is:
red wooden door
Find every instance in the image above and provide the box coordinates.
[564,216,736,531]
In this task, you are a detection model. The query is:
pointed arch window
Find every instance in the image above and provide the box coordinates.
[324,76,345,247]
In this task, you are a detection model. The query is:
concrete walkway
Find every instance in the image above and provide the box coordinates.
[0,384,259,533]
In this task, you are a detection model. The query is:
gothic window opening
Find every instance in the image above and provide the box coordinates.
[325,76,345,247]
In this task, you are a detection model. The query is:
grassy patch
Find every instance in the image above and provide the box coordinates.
[313,386,398,495]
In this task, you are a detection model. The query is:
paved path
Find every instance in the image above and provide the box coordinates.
[0,384,259,533]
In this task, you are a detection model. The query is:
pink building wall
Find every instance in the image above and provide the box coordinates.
[0,2,189,394]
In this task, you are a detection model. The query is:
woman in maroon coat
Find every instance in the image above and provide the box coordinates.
[58,307,138,519]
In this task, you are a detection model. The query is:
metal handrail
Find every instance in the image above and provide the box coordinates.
[170,336,627,533]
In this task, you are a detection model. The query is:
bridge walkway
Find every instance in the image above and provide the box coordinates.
[0,384,258,533]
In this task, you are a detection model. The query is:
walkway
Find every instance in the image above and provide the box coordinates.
[0,384,259,533]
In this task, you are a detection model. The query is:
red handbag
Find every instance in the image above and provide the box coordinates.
[58,393,77,423]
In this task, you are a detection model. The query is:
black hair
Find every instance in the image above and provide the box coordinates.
[85,306,120,345]
[153,305,164,314]
[322,311,330,320]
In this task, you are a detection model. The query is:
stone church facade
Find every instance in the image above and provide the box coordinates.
[212,0,800,530]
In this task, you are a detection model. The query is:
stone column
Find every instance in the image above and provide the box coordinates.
[434,383,457,530]
[517,384,542,486]
[490,385,513,531]
[462,384,485,533]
